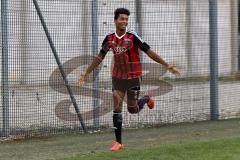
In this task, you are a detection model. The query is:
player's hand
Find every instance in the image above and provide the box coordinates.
[77,74,86,87]
[167,65,180,77]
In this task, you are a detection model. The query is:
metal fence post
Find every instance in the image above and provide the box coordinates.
[32,0,87,133]
[186,0,193,77]
[135,0,142,37]
[92,0,100,130]
[230,0,239,73]
[209,0,219,120]
[1,0,10,137]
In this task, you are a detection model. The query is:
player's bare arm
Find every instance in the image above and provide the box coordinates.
[145,49,180,76]
[77,52,105,86]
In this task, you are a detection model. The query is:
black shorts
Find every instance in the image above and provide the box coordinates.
[112,77,141,100]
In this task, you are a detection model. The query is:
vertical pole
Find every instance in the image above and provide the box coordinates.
[1,0,10,137]
[238,0,240,71]
[92,0,100,130]
[186,0,193,77]
[231,0,239,73]
[135,0,143,127]
[81,0,89,55]
[135,0,143,37]
[32,0,87,132]
[209,0,219,120]
[20,0,28,84]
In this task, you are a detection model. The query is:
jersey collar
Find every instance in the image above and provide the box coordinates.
[115,31,126,39]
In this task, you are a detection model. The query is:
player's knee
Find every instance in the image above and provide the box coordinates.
[129,86,140,100]
[114,101,122,110]
[112,90,119,99]
[128,106,138,114]
[114,107,122,113]
[113,90,123,108]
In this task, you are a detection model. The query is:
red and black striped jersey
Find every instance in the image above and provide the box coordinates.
[100,30,150,79]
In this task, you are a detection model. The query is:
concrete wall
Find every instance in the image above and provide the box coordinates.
[1,0,238,84]
[0,0,239,133]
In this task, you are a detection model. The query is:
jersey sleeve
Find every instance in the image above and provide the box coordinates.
[100,35,109,56]
[133,33,150,52]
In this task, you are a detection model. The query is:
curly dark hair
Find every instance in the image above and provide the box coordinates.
[114,8,130,20]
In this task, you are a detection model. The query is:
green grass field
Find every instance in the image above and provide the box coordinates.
[63,137,240,160]
[1,119,240,160]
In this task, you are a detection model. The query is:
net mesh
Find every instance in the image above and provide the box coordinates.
[0,0,239,137]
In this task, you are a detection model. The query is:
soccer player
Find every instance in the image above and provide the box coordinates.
[78,8,180,151]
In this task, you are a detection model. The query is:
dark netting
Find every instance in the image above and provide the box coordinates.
[0,0,239,138]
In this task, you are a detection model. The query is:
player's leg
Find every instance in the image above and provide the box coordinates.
[127,78,154,114]
[111,77,126,151]
[127,88,154,113]
[127,85,140,113]
[111,89,125,151]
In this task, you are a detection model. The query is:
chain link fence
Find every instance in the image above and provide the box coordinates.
[0,0,239,138]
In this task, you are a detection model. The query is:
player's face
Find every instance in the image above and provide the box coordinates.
[114,14,129,31]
